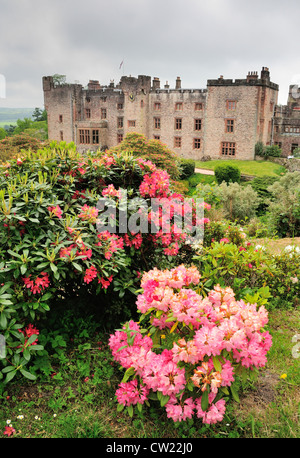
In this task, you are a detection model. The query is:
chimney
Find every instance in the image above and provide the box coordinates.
[164,81,170,89]
[246,71,258,83]
[88,80,101,90]
[152,77,160,89]
[176,77,181,89]
[261,67,270,83]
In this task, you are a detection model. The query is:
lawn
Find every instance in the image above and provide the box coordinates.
[0,238,299,440]
[194,160,286,177]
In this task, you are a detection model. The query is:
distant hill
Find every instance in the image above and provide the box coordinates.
[0,108,35,124]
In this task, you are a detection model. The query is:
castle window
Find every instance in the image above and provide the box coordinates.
[86,108,91,119]
[193,138,201,149]
[154,135,160,140]
[291,143,298,153]
[60,131,63,141]
[118,117,123,128]
[221,141,236,156]
[194,119,202,131]
[175,102,183,111]
[154,117,161,129]
[92,130,99,144]
[154,102,161,110]
[128,120,136,127]
[79,129,90,144]
[226,100,236,110]
[226,119,234,133]
[174,137,182,148]
[141,100,144,108]
[175,118,182,130]
[195,103,203,111]
[59,114,63,123]
[101,108,107,119]
[117,133,123,143]
[117,103,123,110]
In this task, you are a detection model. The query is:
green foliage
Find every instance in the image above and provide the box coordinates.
[203,220,247,247]
[266,172,300,237]
[0,140,196,385]
[110,132,180,180]
[215,182,260,222]
[179,158,195,179]
[0,134,44,162]
[0,128,6,141]
[214,163,241,184]
[249,175,279,215]
[255,141,264,157]
[262,145,282,158]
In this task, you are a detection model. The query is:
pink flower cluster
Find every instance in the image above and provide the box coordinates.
[109,266,272,424]
[48,205,63,219]
[96,230,124,260]
[78,204,99,224]
[23,272,50,295]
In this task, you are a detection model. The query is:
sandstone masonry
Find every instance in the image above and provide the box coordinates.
[43,67,300,159]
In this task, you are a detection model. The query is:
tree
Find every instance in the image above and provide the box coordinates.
[0,127,6,140]
[52,74,66,86]
[32,108,47,122]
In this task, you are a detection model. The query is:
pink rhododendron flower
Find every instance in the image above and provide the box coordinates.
[48,205,62,219]
[23,272,50,294]
[83,265,97,284]
[78,204,99,224]
[165,395,195,422]
[109,266,272,424]
[116,379,149,406]
[195,393,226,424]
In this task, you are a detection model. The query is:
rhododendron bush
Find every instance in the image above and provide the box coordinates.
[109,265,272,424]
[0,141,209,384]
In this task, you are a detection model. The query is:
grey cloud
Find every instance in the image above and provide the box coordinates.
[0,0,300,107]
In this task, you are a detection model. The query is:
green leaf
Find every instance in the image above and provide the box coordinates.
[122,366,135,383]
[20,264,27,275]
[50,263,57,273]
[20,369,36,380]
[5,370,17,383]
[230,384,240,403]
[201,389,209,412]
[127,404,133,417]
[72,262,82,272]
[212,355,222,372]
[117,403,124,412]
[160,395,170,407]
[0,313,7,329]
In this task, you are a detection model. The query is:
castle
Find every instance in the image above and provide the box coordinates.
[42,67,300,159]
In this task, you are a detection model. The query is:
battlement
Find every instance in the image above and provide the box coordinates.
[207,67,279,90]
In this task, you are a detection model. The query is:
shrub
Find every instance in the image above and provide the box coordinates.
[109,265,272,424]
[110,132,180,180]
[203,220,247,247]
[216,182,260,222]
[214,164,241,184]
[266,172,300,237]
[0,134,45,163]
[0,141,210,385]
[262,145,282,158]
[179,158,195,179]
[249,175,279,215]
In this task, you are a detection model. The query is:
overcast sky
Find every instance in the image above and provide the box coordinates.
[1,0,300,108]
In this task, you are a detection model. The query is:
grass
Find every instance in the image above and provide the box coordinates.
[0,240,299,439]
[194,159,286,177]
